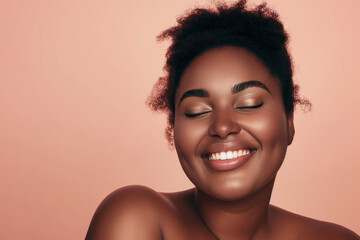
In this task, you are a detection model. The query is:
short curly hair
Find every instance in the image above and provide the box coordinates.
[147,0,310,144]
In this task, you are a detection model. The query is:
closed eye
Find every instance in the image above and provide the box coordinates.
[185,111,211,118]
[236,102,263,109]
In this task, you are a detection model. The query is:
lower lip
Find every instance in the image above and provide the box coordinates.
[203,151,255,171]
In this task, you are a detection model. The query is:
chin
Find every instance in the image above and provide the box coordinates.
[196,175,277,202]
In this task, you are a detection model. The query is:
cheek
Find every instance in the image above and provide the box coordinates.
[244,105,289,147]
[244,106,289,176]
[173,117,207,158]
[173,117,209,186]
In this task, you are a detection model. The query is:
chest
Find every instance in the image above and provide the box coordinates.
[159,206,217,240]
[159,215,303,240]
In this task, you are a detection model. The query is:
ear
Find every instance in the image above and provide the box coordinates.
[287,112,295,145]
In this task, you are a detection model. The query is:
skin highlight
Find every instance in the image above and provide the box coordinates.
[86,47,359,240]
[85,1,359,239]
[174,47,293,202]
[173,47,292,239]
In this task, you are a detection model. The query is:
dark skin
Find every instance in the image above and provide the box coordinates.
[86,47,360,240]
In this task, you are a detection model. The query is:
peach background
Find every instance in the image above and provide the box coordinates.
[1,0,359,239]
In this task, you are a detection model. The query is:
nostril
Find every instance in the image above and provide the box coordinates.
[208,118,241,138]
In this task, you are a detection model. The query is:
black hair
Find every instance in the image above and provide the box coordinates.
[147,0,310,144]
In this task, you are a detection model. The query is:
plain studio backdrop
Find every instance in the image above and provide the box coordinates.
[0,0,359,239]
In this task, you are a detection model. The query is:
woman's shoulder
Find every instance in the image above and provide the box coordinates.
[270,205,360,240]
[86,185,175,240]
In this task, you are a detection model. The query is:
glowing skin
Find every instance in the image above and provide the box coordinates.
[174,46,294,201]
[86,47,360,240]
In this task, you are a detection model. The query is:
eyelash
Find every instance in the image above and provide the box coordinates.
[185,103,263,118]
[185,111,211,118]
[236,102,264,109]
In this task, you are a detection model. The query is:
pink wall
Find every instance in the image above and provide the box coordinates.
[1,0,359,239]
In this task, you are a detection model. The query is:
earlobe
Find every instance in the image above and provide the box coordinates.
[287,113,295,145]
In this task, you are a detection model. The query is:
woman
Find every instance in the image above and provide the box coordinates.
[86,1,359,239]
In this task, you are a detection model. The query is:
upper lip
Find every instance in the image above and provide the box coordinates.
[200,141,257,158]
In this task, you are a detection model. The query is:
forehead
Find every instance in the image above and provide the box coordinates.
[176,47,280,100]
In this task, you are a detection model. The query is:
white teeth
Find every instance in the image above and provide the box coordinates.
[208,149,252,160]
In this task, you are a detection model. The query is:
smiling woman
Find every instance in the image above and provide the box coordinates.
[85,0,360,239]
[173,47,293,202]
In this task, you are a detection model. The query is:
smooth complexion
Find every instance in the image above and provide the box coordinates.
[173,46,294,239]
[174,46,294,201]
[86,46,359,240]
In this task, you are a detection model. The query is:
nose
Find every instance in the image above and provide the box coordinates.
[208,110,241,139]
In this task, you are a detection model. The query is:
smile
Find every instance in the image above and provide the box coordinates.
[202,148,255,171]
[207,149,254,160]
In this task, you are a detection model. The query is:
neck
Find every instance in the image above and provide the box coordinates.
[194,178,275,240]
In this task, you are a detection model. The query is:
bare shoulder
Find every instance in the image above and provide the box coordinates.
[86,185,168,240]
[270,205,360,240]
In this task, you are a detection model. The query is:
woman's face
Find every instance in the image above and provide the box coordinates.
[173,47,294,200]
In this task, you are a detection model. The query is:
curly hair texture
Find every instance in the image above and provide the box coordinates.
[147,0,310,144]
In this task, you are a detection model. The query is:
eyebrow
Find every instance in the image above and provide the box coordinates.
[178,89,209,107]
[178,80,271,107]
[231,80,271,94]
